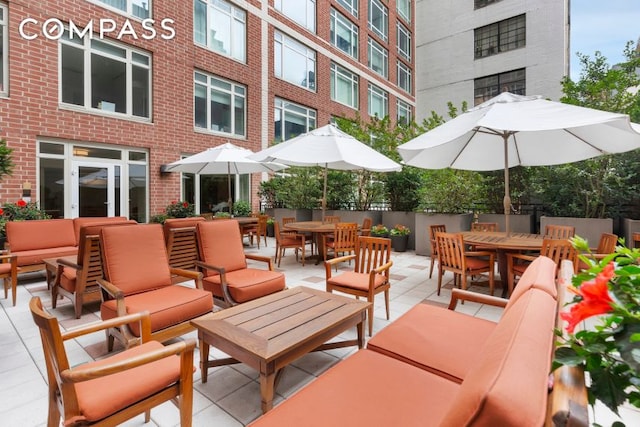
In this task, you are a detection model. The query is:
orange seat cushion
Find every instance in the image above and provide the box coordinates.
[0,263,12,274]
[367,303,496,382]
[464,255,491,270]
[248,349,459,427]
[60,267,78,292]
[101,285,213,337]
[203,268,285,303]
[326,271,387,292]
[74,341,183,422]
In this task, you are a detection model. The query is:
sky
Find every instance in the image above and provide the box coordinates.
[570,0,640,80]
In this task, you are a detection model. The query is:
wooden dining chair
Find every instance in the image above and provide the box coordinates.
[323,215,341,224]
[428,224,446,279]
[254,214,270,249]
[323,222,358,262]
[544,224,575,239]
[471,222,498,232]
[578,232,618,270]
[325,235,392,336]
[274,221,306,267]
[632,232,640,249]
[283,216,314,255]
[0,250,18,306]
[360,217,372,236]
[435,231,495,296]
[506,238,578,296]
[30,296,196,427]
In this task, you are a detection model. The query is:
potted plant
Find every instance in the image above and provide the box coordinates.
[0,199,51,246]
[266,217,275,237]
[370,224,389,238]
[389,224,411,252]
[214,211,231,219]
[165,200,195,218]
[233,200,252,217]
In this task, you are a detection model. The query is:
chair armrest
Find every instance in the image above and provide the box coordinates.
[447,288,508,310]
[56,258,81,270]
[60,338,196,383]
[464,250,494,257]
[62,310,152,341]
[507,253,537,263]
[97,278,127,316]
[324,254,356,279]
[372,260,393,275]
[170,268,204,289]
[195,260,225,275]
[0,253,17,264]
[245,253,275,270]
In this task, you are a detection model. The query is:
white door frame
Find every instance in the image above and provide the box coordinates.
[70,161,116,218]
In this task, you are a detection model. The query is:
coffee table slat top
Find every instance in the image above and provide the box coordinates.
[192,287,369,361]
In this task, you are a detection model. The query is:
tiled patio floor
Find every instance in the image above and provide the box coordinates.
[1,236,638,426]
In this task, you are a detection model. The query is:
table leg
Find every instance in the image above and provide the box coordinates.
[260,362,277,413]
[200,334,210,383]
[356,318,365,349]
[496,249,509,298]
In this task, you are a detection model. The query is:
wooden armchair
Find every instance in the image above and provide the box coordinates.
[274,220,306,267]
[30,297,195,427]
[0,250,18,306]
[428,224,446,279]
[98,224,213,350]
[506,238,578,296]
[163,217,205,283]
[52,220,137,318]
[325,235,393,336]
[195,220,286,307]
[435,231,495,296]
[577,232,618,271]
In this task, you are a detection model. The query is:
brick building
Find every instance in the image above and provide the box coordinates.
[0,0,415,221]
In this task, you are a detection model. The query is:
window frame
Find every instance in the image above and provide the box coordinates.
[474,14,526,59]
[59,31,152,120]
[87,0,151,19]
[330,8,358,60]
[368,0,388,42]
[0,3,7,97]
[397,0,411,23]
[474,68,526,105]
[194,0,247,63]
[274,98,317,143]
[368,37,388,78]
[274,31,317,91]
[330,62,359,109]
[397,60,412,94]
[194,70,247,137]
[397,22,411,61]
[397,99,412,125]
[336,0,358,18]
[274,0,316,33]
[368,83,388,118]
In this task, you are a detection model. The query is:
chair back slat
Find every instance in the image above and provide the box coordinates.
[540,238,578,273]
[360,218,372,236]
[544,224,575,240]
[354,236,391,274]
[429,224,447,254]
[471,222,498,232]
[596,233,618,254]
[323,215,341,224]
[333,223,359,253]
[436,232,466,273]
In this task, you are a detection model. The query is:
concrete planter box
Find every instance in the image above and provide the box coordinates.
[540,216,613,246]
[621,218,640,247]
[272,208,312,223]
[313,210,382,226]
[415,213,474,256]
[477,214,533,234]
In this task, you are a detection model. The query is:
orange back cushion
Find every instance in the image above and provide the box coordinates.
[100,224,172,295]
[6,219,76,252]
[440,289,557,426]
[77,220,137,265]
[196,220,247,274]
[73,217,128,245]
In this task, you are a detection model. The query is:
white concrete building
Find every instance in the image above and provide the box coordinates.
[415,0,569,119]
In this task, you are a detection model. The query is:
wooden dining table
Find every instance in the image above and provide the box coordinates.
[461,231,545,297]
[283,221,349,264]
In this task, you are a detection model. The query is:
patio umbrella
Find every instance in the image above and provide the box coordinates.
[398,92,640,234]
[249,123,402,217]
[164,142,286,213]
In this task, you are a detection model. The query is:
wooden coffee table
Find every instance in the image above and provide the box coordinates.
[191,286,370,413]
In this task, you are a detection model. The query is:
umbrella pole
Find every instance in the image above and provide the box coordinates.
[322,164,328,219]
[227,163,233,215]
[503,134,511,236]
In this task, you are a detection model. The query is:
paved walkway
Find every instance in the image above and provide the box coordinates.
[1,236,637,426]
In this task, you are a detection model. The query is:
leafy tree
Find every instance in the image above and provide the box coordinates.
[0,139,14,179]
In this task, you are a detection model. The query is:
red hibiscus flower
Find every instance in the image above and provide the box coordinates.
[0,208,4,215]
[16,199,27,207]
[560,262,615,333]
[182,202,189,208]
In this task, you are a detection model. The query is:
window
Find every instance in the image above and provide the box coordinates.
[0,3,7,96]
[368,37,388,78]
[474,14,525,59]
[194,0,246,62]
[330,63,358,109]
[475,0,502,9]
[368,0,388,42]
[337,0,358,18]
[397,0,411,23]
[194,71,246,136]
[274,31,316,91]
[274,98,316,142]
[60,31,151,119]
[397,99,412,125]
[397,22,411,61]
[330,9,358,59]
[368,83,388,118]
[89,0,150,19]
[275,0,315,33]
[474,68,525,105]
[397,60,412,93]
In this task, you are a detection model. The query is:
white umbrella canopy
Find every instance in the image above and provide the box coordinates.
[164,142,286,212]
[250,123,402,215]
[398,92,640,233]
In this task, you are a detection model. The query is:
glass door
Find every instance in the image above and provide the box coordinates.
[71,162,118,217]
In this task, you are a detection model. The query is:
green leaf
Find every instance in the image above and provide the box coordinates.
[554,347,584,366]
